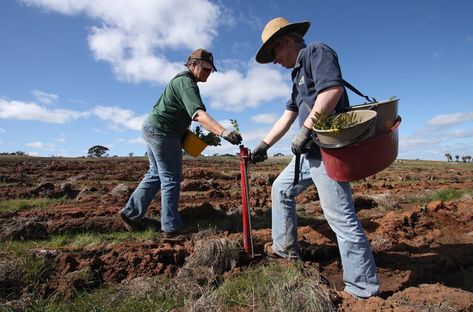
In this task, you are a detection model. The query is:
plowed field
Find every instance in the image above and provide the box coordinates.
[1,155,472,311]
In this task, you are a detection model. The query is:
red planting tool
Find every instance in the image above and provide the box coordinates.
[239,145,254,259]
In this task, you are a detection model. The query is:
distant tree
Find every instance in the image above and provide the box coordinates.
[467,156,472,162]
[274,153,284,157]
[88,145,109,158]
[444,153,452,162]
[455,155,460,162]
[129,152,134,157]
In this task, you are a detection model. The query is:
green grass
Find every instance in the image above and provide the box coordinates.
[0,230,160,253]
[196,261,335,312]
[1,276,184,312]
[433,189,473,201]
[394,159,473,169]
[1,262,334,312]
[407,188,473,205]
[0,198,70,213]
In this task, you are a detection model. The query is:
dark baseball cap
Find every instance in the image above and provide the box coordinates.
[187,48,217,72]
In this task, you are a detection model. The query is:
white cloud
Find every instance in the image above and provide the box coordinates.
[21,0,224,84]
[32,89,59,105]
[26,141,45,148]
[251,113,278,124]
[20,1,292,112]
[0,98,89,123]
[201,63,290,112]
[26,141,56,151]
[93,106,146,131]
[118,137,146,144]
[57,133,66,143]
[426,112,473,127]
[399,135,441,148]
[447,129,473,138]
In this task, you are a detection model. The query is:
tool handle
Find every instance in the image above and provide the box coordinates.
[239,145,254,258]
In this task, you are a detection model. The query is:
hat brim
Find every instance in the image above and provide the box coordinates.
[255,21,310,64]
[188,58,218,72]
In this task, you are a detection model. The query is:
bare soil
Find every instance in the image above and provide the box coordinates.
[1,155,472,311]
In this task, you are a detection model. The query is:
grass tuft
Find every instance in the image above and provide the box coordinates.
[433,189,472,201]
[0,198,70,213]
[191,261,335,312]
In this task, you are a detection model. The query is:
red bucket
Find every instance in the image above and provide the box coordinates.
[319,117,401,182]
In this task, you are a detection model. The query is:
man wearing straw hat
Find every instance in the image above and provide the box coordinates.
[119,48,242,237]
[251,17,380,298]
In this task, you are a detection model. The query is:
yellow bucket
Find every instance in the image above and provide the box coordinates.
[182,130,207,157]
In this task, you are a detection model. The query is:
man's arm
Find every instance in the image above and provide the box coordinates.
[193,110,242,145]
[193,110,225,135]
[262,110,298,146]
[302,85,343,130]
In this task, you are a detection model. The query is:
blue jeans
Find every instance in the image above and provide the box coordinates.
[120,120,184,233]
[271,155,380,298]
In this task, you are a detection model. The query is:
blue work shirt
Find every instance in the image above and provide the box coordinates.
[286,42,350,159]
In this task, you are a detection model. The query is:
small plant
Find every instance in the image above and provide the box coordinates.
[230,119,240,132]
[312,111,360,131]
[194,125,221,146]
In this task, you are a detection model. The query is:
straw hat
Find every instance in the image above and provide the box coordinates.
[256,17,310,64]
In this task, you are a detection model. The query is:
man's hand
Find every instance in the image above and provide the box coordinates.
[221,129,242,145]
[251,141,270,163]
[291,126,312,155]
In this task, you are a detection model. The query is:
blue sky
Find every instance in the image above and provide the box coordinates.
[1,0,472,160]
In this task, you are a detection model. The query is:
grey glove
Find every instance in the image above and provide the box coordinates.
[251,141,270,163]
[221,129,242,145]
[291,126,312,155]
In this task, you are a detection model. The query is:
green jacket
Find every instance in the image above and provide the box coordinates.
[147,71,207,138]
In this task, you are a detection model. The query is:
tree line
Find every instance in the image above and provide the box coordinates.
[444,153,472,162]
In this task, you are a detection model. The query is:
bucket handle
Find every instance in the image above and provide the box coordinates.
[313,116,377,149]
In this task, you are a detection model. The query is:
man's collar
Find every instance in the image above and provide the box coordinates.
[294,44,307,69]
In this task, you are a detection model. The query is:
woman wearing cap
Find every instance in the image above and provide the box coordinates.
[250,17,380,298]
[119,48,242,237]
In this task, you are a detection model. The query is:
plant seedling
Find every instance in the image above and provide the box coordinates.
[230,119,240,132]
[312,111,360,131]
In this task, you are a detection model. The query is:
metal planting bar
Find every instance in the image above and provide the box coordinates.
[239,145,254,258]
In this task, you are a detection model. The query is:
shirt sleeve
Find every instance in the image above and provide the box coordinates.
[174,77,207,117]
[285,84,299,112]
[309,45,344,93]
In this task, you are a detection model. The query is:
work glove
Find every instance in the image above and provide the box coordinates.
[251,141,270,163]
[221,129,243,145]
[291,126,312,155]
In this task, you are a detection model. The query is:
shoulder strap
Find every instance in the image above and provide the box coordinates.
[343,80,377,103]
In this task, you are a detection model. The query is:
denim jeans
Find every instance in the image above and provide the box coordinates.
[120,120,184,233]
[271,155,380,298]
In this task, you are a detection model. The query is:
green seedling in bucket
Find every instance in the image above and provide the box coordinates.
[312,111,361,132]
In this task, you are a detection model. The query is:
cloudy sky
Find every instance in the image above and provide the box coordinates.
[1,0,472,160]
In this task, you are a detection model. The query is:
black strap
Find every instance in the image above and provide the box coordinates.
[293,154,301,186]
[343,80,377,103]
